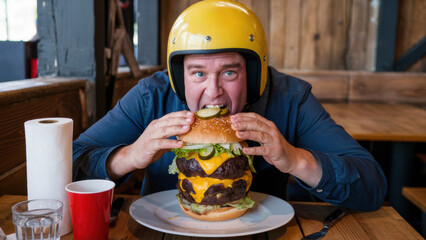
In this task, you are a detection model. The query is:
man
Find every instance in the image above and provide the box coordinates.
[73,0,387,210]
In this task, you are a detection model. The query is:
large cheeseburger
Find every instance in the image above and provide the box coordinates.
[169,107,256,221]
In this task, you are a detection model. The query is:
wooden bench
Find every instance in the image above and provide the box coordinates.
[282,69,426,108]
[402,187,426,237]
[0,77,87,195]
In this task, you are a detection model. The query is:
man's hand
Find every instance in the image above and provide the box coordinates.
[106,111,194,180]
[230,112,322,187]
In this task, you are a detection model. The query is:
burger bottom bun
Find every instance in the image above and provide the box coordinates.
[178,202,248,221]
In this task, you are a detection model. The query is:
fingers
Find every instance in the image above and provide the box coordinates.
[236,129,271,144]
[147,111,194,139]
[231,113,273,132]
[230,113,276,143]
[149,138,185,151]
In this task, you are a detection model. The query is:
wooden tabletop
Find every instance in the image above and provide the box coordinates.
[402,187,426,213]
[323,103,426,142]
[0,194,421,239]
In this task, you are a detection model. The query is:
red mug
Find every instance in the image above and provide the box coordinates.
[65,179,115,240]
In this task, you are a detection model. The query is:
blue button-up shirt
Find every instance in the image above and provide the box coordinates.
[73,67,387,211]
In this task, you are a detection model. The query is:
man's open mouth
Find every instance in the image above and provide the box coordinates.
[203,104,227,109]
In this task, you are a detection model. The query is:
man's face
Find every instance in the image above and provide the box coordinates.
[183,52,247,114]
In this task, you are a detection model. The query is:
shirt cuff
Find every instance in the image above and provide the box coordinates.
[97,144,133,186]
[293,149,358,204]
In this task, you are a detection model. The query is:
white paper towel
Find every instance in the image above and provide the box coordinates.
[25,118,73,236]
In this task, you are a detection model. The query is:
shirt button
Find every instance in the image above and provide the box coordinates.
[316,189,323,193]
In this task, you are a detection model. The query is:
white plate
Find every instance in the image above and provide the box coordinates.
[129,189,294,237]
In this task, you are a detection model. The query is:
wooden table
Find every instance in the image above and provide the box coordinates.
[403,187,426,237]
[0,194,422,239]
[323,103,426,219]
[322,103,426,142]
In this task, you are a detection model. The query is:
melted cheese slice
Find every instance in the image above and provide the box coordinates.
[178,170,252,203]
[192,152,231,175]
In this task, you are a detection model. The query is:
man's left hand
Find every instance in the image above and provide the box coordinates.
[230,112,322,187]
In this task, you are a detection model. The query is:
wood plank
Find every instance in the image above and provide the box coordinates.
[0,90,84,176]
[405,0,426,72]
[109,65,164,106]
[122,31,142,77]
[269,0,286,69]
[0,164,26,196]
[395,0,426,72]
[110,28,125,75]
[283,0,302,69]
[294,202,423,240]
[159,0,173,65]
[0,78,86,105]
[323,103,426,142]
[349,71,426,105]
[106,195,164,240]
[252,0,270,57]
[0,195,26,235]
[346,0,368,70]
[267,217,303,240]
[365,0,379,71]
[329,0,349,70]
[189,0,200,5]
[294,204,370,239]
[299,0,317,69]
[107,0,117,48]
[316,0,333,69]
[277,69,426,106]
[402,187,426,213]
[282,69,349,101]
[351,207,422,239]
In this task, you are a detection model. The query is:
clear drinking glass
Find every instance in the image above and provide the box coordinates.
[12,199,63,240]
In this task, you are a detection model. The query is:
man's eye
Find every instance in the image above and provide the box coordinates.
[224,71,234,76]
[195,72,205,77]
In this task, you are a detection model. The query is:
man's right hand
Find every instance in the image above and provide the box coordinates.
[106,110,194,180]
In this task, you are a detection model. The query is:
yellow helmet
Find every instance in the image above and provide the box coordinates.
[167,0,267,104]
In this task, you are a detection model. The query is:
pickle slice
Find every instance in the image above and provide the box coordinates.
[219,108,229,116]
[196,108,220,119]
[199,146,215,160]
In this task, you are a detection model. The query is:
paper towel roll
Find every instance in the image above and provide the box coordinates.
[25,118,73,236]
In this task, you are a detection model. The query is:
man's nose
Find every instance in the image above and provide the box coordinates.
[204,76,223,99]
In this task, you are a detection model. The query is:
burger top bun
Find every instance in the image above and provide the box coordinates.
[179,115,242,143]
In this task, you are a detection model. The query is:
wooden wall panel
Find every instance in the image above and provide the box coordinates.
[281,69,426,107]
[349,72,426,104]
[395,0,426,72]
[330,0,349,70]
[283,0,301,69]
[110,66,164,107]
[316,0,334,70]
[346,0,369,70]
[0,78,86,195]
[284,70,349,101]
[159,0,424,72]
[299,0,317,69]
[269,0,286,68]
[252,0,270,49]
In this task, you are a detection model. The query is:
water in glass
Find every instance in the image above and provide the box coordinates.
[12,199,62,240]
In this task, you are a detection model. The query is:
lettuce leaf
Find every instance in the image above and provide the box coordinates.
[227,196,255,210]
[168,156,180,174]
[177,194,255,214]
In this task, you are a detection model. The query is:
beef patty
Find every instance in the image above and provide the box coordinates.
[176,155,248,179]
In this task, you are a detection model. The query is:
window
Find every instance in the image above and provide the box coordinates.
[0,0,37,41]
